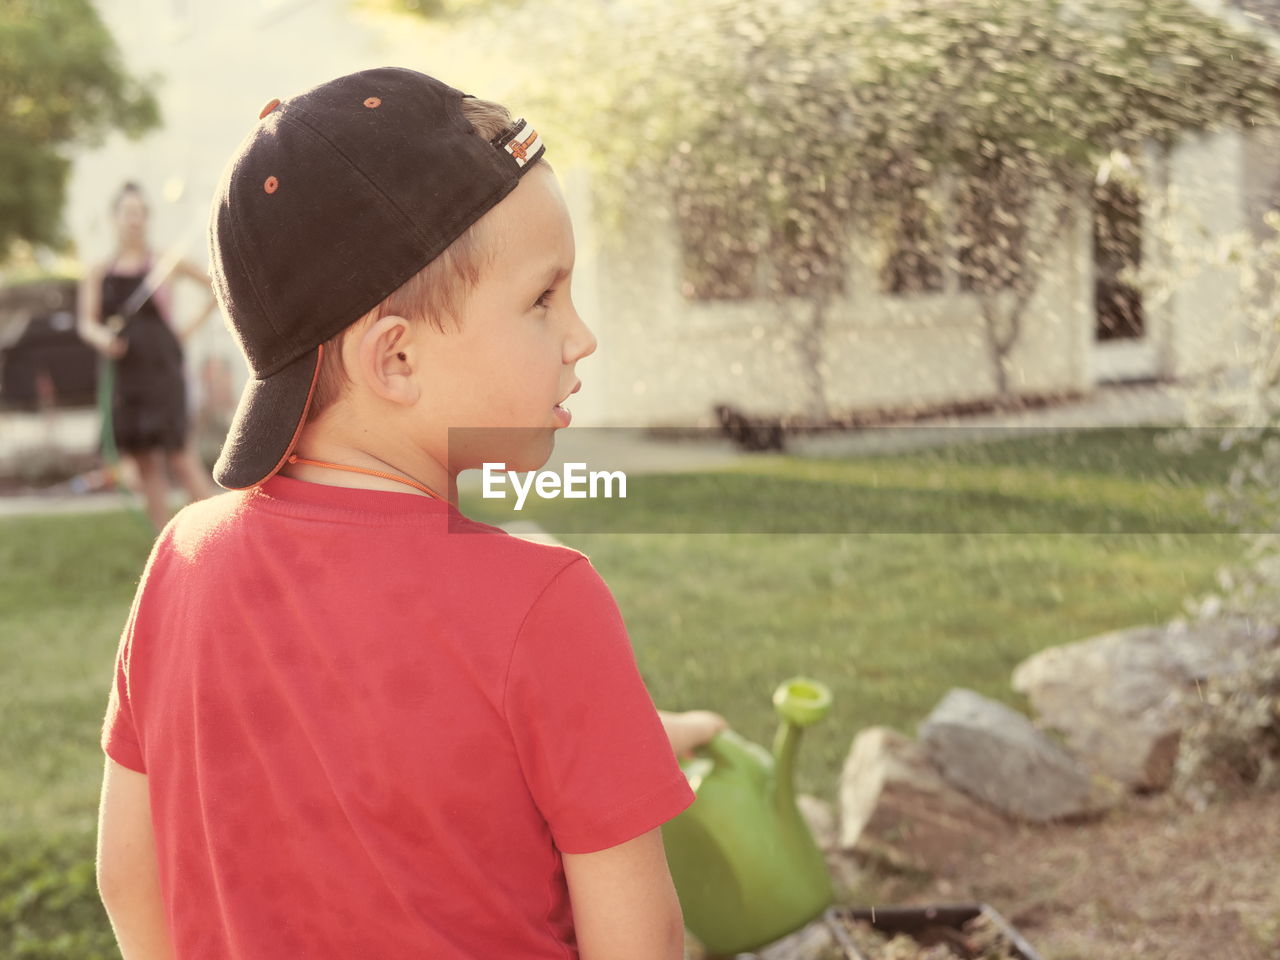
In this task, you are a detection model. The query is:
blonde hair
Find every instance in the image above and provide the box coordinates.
[308,96,516,419]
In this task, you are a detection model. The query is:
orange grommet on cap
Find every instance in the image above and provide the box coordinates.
[363,96,382,108]
[263,176,279,194]
[259,98,281,119]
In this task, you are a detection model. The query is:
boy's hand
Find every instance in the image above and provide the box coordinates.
[659,710,728,761]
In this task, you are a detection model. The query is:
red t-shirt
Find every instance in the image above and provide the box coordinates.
[101,475,694,959]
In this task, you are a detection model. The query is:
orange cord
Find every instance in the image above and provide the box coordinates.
[287,454,446,502]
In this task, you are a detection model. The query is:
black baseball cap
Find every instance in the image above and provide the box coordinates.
[209,66,546,489]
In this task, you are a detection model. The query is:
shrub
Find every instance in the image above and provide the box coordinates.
[1176,644,1280,801]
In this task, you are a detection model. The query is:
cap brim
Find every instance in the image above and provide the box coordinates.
[213,346,321,490]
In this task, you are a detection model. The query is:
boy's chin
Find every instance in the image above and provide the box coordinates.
[450,427,557,474]
[499,434,557,473]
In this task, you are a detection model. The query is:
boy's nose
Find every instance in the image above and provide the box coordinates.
[567,311,598,362]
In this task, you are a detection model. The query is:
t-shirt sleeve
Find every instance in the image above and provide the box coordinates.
[504,557,694,855]
[101,611,146,774]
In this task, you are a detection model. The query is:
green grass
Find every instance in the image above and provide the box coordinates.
[578,529,1234,798]
[0,428,1250,954]
[1,511,154,958]
[463,428,1242,534]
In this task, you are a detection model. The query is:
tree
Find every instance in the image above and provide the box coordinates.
[368,0,524,20]
[531,0,1280,415]
[0,0,159,260]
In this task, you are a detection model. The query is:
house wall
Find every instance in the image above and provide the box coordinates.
[1239,124,1280,372]
[1242,125,1280,236]
[1158,128,1250,381]
[588,187,1094,426]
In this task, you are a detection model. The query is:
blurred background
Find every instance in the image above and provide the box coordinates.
[6,0,1280,461]
[3,1,1280,958]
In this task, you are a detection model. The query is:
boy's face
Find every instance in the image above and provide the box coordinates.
[414,164,597,473]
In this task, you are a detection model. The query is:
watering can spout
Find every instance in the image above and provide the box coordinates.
[771,678,833,813]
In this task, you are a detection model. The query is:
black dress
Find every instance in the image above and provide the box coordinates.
[100,262,188,453]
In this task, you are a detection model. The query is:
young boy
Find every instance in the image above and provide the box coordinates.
[96,67,726,960]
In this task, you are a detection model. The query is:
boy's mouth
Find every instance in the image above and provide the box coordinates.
[553,381,581,427]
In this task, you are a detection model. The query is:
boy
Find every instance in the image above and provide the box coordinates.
[96,67,725,959]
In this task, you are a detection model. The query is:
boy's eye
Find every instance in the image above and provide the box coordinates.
[534,288,555,309]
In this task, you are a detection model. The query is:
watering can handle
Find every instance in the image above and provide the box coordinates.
[694,728,770,771]
[688,680,831,765]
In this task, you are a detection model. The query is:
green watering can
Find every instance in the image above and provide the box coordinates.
[662,678,835,957]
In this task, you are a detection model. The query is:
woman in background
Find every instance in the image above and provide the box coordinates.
[77,182,218,530]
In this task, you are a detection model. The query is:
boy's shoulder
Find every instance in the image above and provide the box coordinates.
[446,512,589,578]
[159,486,589,585]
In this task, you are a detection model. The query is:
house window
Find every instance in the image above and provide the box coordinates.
[880,186,945,294]
[676,191,761,301]
[1093,177,1144,340]
[676,192,848,300]
[877,172,1030,297]
[955,174,1028,293]
[769,205,848,298]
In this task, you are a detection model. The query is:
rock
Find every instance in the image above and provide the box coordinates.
[1011,625,1182,790]
[822,849,866,902]
[797,794,837,852]
[919,688,1103,822]
[1162,616,1277,681]
[838,726,1007,873]
[753,918,840,960]
[1011,617,1277,790]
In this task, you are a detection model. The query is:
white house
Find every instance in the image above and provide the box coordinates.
[63,0,1280,435]
[577,0,1280,425]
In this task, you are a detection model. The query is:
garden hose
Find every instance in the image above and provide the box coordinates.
[92,319,150,529]
[96,315,125,488]
[96,352,118,476]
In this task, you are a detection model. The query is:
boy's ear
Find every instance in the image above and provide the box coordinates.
[352,314,419,406]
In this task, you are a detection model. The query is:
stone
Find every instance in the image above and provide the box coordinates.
[1162,616,1277,680]
[1011,625,1181,790]
[838,726,1007,873]
[822,849,866,903]
[1011,617,1277,790]
[754,918,840,960]
[919,688,1101,822]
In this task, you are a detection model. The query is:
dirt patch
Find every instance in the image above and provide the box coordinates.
[875,792,1280,960]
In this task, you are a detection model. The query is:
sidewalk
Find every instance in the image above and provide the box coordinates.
[0,431,747,519]
[0,382,1193,519]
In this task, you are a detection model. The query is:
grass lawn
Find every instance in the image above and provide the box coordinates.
[0,428,1249,956]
